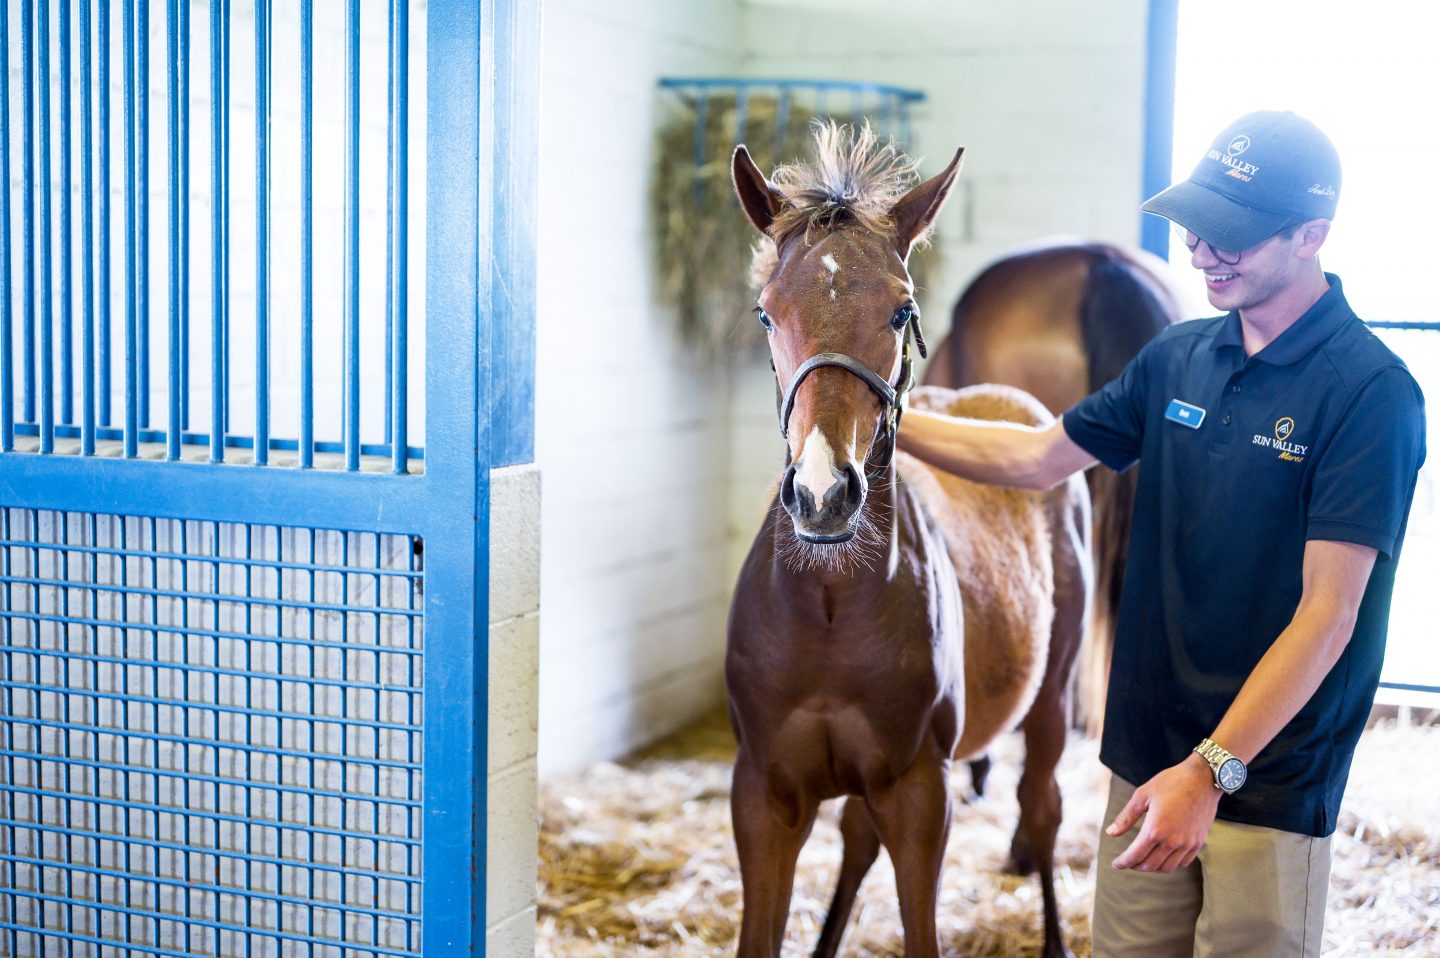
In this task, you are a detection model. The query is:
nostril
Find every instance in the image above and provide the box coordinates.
[840,461,866,512]
[780,465,809,517]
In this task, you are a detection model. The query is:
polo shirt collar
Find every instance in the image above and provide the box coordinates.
[1213,273,1352,366]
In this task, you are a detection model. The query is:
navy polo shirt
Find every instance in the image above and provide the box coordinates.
[1063,274,1426,837]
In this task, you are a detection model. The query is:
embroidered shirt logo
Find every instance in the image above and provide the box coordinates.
[1252,417,1306,462]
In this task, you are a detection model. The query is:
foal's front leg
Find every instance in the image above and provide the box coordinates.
[867,756,952,958]
[731,754,818,958]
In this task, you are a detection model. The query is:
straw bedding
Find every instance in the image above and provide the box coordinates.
[538,711,1439,957]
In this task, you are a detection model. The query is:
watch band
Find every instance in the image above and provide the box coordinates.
[1194,737,1234,770]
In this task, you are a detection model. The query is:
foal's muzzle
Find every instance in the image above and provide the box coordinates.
[780,458,866,543]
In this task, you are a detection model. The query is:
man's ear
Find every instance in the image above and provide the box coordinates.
[889,147,965,257]
[732,145,785,235]
[1295,219,1331,260]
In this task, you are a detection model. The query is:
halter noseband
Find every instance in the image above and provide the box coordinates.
[772,314,927,471]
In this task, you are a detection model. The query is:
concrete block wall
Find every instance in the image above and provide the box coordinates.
[534,0,746,774]
[488,465,542,955]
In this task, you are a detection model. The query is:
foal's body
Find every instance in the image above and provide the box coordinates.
[726,124,1089,958]
[922,241,1189,720]
[729,387,1089,958]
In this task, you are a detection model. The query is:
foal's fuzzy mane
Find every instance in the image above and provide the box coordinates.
[748,121,922,289]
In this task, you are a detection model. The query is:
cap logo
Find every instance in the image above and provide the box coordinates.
[1206,136,1260,181]
[1308,184,1336,197]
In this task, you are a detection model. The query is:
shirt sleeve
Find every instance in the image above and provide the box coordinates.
[1306,366,1427,558]
[1062,342,1154,473]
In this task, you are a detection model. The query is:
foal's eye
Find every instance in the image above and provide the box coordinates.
[891,304,916,331]
[754,306,774,331]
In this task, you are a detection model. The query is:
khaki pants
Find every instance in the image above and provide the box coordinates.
[1092,776,1332,958]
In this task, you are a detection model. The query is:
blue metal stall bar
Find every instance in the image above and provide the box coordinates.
[2,0,421,471]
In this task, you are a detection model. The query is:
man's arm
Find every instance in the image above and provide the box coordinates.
[897,408,1098,490]
[1106,538,1378,872]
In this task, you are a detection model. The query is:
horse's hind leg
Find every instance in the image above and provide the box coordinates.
[732,755,817,958]
[813,798,881,958]
[1014,481,1090,958]
[967,754,993,800]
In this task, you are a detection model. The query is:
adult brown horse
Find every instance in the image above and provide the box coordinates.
[923,241,1193,734]
[727,123,1090,958]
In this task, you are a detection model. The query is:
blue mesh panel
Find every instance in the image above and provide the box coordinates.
[0,508,423,957]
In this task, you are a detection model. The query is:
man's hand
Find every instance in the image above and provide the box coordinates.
[1107,754,1222,873]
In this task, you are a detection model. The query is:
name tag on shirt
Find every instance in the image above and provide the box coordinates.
[1165,399,1206,429]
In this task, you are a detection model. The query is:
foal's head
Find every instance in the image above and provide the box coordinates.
[733,123,963,549]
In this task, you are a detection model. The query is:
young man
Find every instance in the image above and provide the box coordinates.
[898,111,1426,956]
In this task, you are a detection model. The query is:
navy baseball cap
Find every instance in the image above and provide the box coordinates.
[1142,111,1341,251]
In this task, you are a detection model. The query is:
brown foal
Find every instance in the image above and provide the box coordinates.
[726,124,1090,958]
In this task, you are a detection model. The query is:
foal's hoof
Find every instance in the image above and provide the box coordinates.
[1004,834,1036,876]
[966,755,992,799]
[1040,938,1075,958]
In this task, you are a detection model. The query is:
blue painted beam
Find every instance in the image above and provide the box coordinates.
[0,454,431,534]
[423,0,487,951]
[1141,0,1179,260]
[487,0,542,468]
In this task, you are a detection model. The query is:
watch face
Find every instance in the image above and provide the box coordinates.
[1218,757,1246,792]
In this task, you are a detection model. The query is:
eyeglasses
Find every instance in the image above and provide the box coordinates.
[1171,222,1299,266]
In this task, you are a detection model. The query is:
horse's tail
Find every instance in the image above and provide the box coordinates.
[1075,249,1178,733]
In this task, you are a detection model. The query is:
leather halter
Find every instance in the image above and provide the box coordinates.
[772,314,927,471]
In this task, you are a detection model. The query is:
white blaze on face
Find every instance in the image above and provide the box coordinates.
[821,253,840,277]
[793,425,840,508]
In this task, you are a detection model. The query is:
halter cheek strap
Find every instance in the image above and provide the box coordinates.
[771,314,927,470]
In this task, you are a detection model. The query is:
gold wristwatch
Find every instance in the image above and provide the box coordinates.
[1194,737,1247,794]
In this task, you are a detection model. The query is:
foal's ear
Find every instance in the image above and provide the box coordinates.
[732,145,784,235]
[890,147,965,257]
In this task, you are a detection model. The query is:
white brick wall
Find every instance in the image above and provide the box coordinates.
[534,0,745,775]
[487,464,541,957]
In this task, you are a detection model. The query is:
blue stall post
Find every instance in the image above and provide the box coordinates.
[343,0,361,473]
[179,0,191,433]
[98,0,112,429]
[1141,0,1179,260]
[59,0,74,429]
[299,0,314,469]
[137,0,151,429]
[421,0,486,946]
[0,0,12,450]
[21,0,35,429]
[37,0,53,453]
[208,0,224,462]
[389,0,410,475]
[122,0,137,457]
[167,0,182,460]
[81,0,96,456]
[254,0,271,465]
